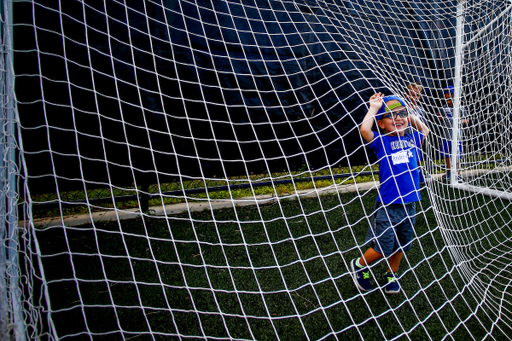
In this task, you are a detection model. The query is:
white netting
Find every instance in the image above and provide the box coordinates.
[6,0,512,340]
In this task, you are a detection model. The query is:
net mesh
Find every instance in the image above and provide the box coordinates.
[8,0,512,339]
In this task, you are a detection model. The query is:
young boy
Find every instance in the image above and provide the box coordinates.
[406,82,426,122]
[438,86,469,182]
[352,93,429,294]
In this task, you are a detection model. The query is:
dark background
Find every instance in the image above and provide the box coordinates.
[14,0,463,194]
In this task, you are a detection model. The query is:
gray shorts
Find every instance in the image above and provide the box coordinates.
[365,201,416,257]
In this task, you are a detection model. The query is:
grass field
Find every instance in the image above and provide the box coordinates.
[33,187,512,340]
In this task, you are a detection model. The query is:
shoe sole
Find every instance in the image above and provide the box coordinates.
[350,260,369,292]
[385,288,400,294]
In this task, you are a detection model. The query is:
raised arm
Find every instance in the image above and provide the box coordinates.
[408,113,429,144]
[360,93,383,143]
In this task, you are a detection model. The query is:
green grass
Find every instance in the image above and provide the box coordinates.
[30,155,506,219]
[34,187,512,340]
[29,165,379,218]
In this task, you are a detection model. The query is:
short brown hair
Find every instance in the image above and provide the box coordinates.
[407,82,423,93]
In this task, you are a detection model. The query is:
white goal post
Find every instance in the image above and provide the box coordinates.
[450,1,512,194]
[3,0,512,340]
[0,0,25,340]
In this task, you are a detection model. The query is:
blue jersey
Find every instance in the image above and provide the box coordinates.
[370,131,424,204]
[441,105,466,139]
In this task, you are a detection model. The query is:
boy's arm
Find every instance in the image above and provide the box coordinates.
[360,93,383,143]
[409,113,429,144]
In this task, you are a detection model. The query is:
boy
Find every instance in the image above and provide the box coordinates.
[352,93,429,294]
[406,82,426,122]
[438,86,469,182]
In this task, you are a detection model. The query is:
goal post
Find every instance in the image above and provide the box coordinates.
[0,0,25,340]
[450,1,512,200]
[450,0,464,185]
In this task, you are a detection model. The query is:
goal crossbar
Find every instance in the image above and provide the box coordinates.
[452,183,512,201]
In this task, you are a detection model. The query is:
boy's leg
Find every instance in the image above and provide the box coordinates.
[384,250,403,294]
[359,247,383,267]
[353,201,394,292]
[443,143,464,181]
[441,139,452,180]
[386,250,403,273]
[384,203,415,294]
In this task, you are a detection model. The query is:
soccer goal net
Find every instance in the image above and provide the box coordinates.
[4,0,512,339]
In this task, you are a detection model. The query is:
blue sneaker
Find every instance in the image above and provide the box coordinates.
[442,172,464,183]
[442,172,451,182]
[350,259,372,291]
[384,272,400,294]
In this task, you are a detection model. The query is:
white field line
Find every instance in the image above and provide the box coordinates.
[23,181,381,228]
[24,165,511,228]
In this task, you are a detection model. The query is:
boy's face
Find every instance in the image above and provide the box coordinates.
[377,100,408,136]
[407,87,421,105]
[444,92,453,107]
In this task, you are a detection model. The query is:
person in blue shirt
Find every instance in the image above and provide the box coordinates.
[352,93,429,294]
